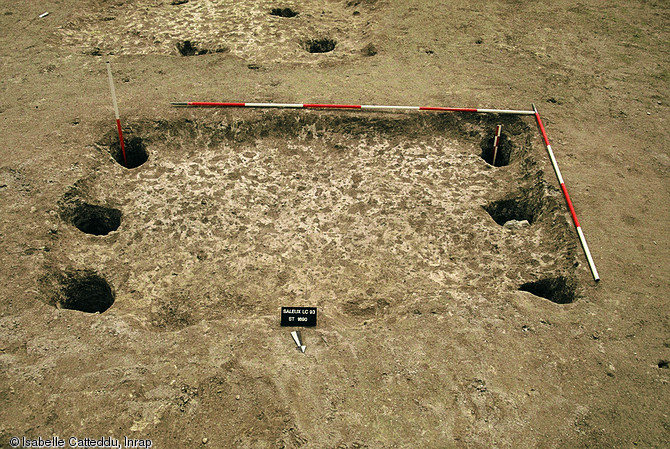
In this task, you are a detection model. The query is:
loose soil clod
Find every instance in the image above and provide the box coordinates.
[519,276,576,304]
[304,38,337,53]
[110,136,148,168]
[70,203,121,235]
[48,269,115,313]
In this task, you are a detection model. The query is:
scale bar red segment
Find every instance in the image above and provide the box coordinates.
[560,183,580,228]
[116,119,127,167]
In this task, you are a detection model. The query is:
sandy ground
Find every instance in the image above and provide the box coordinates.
[0,0,668,447]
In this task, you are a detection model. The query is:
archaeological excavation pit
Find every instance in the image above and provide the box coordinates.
[519,276,577,304]
[304,38,337,53]
[110,136,149,168]
[481,131,513,167]
[76,111,579,322]
[270,7,299,18]
[483,194,540,227]
[176,40,209,56]
[175,40,228,56]
[58,190,122,236]
[69,202,121,235]
[50,270,115,313]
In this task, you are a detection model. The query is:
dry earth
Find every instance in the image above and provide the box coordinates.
[0,0,668,448]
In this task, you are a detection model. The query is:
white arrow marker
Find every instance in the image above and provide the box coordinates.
[291,331,306,353]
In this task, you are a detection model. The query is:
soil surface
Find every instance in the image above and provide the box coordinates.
[1,1,668,448]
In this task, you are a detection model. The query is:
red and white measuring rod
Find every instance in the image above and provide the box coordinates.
[171,101,535,115]
[532,104,599,282]
[106,61,127,167]
[492,124,502,166]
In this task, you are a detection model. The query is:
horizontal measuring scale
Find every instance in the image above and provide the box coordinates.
[171,101,536,115]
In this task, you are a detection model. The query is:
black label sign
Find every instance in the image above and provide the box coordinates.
[281,307,317,327]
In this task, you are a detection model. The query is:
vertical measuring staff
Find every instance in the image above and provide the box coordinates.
[492,125,502,166]
[106,61,127,167]
[532,104,600,281]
